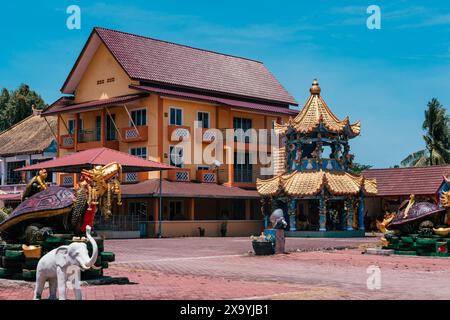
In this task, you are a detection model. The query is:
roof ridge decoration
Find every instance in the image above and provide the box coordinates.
[275,79,360,136]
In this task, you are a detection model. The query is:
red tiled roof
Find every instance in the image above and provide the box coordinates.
[62,27,298,106]
[42,93,147,116]
[362,165,450,197]
[0,193,21,201]
[122,179,259,199]
[131,85,299,116]
[16,147,175,173]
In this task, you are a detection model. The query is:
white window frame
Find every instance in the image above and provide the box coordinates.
[169,107,183,126]
[196,111,210,129]
[129,107,147,127]
[169,145,184,168]
[129,147,148,160]
[67,119,76,135]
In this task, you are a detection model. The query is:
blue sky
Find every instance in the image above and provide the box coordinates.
[1,0,449,168]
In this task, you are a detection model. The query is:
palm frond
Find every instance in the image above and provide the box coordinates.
[400,149,427,167]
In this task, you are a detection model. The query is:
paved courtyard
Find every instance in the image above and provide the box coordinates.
[1,235,450,300]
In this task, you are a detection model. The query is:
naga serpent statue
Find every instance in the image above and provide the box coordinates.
[0,162,122,243]
[377,193,450,243]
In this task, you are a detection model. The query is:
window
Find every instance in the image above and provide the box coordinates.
[233,117,252,143]
[68,119,75,135]
[95,116,101,141]
[197,165,209,171]
[106,114,116,141]
[128,202,149,222]
[131,109,147,126]
[197,112,210,128]
[169,146,184,168]
[170,108,183,125]
[130,147,147,159]
[234,152,253,183]
[6,161,25,184]
[169,200,185,220]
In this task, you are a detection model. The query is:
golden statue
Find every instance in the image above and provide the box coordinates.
[376,211,395,234]
[22,169,48,201]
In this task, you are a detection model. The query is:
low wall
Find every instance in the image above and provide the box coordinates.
[154,220,264,238]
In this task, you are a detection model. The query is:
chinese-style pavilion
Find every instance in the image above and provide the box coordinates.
[257,80,377,236]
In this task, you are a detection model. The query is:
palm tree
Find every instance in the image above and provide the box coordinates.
[401,98,450,167]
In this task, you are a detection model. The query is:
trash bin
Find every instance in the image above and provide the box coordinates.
[139,222,147,238]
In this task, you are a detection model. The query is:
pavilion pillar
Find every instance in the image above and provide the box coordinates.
[319,189,326,231]
[153,198,159,237]
[245,199,251,220]
[189,198,195,220]
[358,192,365,231]
[261,198,269,229]
[346,198,354,231]
[288,198,297,231]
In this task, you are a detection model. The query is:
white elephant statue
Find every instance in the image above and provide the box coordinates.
[34,225,99,300]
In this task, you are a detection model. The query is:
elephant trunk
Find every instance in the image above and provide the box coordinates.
[85,225,98,269]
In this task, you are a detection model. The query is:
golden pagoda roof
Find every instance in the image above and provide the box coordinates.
[256,170,377,197]
[275,79,360,136]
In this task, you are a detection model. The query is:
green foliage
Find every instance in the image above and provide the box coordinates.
[0,84,45,132]
[349,163,372,174]
[401,98,450,167]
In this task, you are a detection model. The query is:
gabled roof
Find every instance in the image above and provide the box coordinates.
[61,27,298,106]
[362,165,450,197]
[0,114,56,157]
[275,80,360,136]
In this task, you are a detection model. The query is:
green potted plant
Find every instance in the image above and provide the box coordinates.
[251,232,275,255]
[220,221,227,237]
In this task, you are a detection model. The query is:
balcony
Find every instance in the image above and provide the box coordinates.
[59,134,74,149]
[167,168,191,182]
[168,125,190,142]
[76,128,119,151]
[121,125,148,143]
[196,169,217,183]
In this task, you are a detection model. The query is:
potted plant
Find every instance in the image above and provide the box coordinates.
[251,232,275,255]
[198,227,205,237]
[220,221,227,237]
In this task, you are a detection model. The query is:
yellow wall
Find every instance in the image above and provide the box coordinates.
[75,42,138,103]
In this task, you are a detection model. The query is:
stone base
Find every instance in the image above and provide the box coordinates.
[365,248,394,256]
[275,229,285,254]
[285,230,365,238]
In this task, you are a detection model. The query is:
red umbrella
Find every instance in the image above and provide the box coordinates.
[16,147,175,173]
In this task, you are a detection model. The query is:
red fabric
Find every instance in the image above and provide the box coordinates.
[81,203,96,233]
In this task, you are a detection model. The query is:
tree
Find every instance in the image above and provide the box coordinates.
[401,98,450,167]
[0,84,45,132]
[349,163,372,174]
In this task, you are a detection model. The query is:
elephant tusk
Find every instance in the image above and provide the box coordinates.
[80,263,90,271]
[90,265,102,270]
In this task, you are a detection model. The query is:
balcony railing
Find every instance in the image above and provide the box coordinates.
[60,134,74,149]
[293,158,344,171]
[168,125,190,142]
[218,128,275,145]
[167,168,191,182]
[121,125,148,142]
[78,128,101,143]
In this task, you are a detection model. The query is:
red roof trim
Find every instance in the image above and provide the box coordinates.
[131,85,299,116]
[41,93,148,116]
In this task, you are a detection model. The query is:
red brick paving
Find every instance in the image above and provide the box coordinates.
[1,236,449,300]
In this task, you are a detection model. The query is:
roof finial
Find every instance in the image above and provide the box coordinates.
[310,79,321,95]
